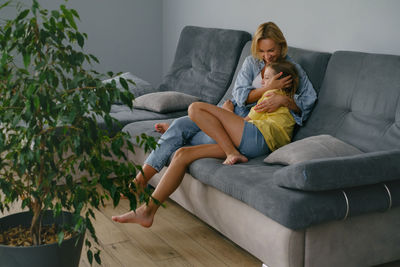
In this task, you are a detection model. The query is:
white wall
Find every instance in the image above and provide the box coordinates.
[162,0,400,76]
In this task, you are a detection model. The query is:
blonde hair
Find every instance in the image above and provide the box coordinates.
[251,22,288,60]
[268,60,299,98]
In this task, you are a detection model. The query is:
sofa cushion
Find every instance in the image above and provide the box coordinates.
[133,91,200,113]
[188,155,400,230]
[273,150,400,191]
[294,51,400,153]
[103,72,157,102]
[264,135,362,165]
[159,26,251,105]
[97,107,186,135]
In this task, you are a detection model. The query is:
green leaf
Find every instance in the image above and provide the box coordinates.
[51,10,60,19]
[23,52,31,68]
[1,52,8,66]
[119,77,129,91]
[76,32,84,48]
[94,251,101,264]
[16,9,30,21]
[0,1,11,10]
[57,231,64,246]
[61,5,77,30]
[70,9,80,20]
[87,250,93,265]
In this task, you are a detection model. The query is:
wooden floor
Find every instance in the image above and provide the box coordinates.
[77,198,262,267]
[1,197,261,266]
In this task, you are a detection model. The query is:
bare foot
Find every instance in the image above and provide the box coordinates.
[111,205,154,227]
[155,123,170,133]
[223,153,248,165]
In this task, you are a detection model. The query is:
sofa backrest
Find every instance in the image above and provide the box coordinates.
[218,41,252,105]
[295,51,400,152]
[287,47,331,94]
[159,26,251,105]
[218,43,331,105]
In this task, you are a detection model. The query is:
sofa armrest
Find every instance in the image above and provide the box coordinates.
[273,150,400,191]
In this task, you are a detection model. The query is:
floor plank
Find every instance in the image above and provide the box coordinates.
[0,192,262,267]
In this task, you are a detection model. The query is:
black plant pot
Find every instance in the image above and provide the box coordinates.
[0,210,85,267]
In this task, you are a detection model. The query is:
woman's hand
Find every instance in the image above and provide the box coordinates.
[263,72,292,90]
[253,92,288,113]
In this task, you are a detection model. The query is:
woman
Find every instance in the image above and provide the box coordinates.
[112,22,317,226]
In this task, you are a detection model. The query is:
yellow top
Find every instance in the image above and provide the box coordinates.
[248,89,295,151]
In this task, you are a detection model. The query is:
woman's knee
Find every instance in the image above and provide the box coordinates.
[188,102,204,119]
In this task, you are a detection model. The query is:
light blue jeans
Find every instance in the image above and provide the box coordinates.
[144,116,215,172]
[144,114,270,172]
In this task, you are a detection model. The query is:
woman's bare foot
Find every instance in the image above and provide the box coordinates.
[155,123,170,133]
[223,153,248,165]
[111,205,154,227]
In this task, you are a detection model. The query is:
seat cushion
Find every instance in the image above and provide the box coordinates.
[159,26,251,105]
[188,156,400,229]
[97,106,186,135]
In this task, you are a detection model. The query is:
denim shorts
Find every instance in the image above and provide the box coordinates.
[237,121,270,158]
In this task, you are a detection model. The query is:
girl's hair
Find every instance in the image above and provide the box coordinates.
[251,22,288,60]
[268,61,299,98]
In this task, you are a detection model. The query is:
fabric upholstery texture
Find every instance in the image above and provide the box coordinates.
[103,72,157,101]
[287,47,331,94]
[133,91,200,113]
[188,156,400,229]
[294,51,400,153]
[274,150,400,191]
[97,108,186,135]
[264,134,363,165]
[101,26,251,133]
[159,26,251,104]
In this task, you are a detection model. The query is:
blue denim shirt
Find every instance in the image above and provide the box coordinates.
[231,55,317,126]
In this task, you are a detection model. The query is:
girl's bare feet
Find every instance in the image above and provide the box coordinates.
[111,205,154,228]
[223,153,248,165]
[154,123,170,133]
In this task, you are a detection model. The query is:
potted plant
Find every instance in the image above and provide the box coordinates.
[0,0,156,265]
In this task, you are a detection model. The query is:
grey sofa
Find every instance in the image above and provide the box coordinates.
[114,26,400,267]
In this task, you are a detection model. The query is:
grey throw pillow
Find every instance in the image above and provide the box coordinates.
[264,135,363,165]
[103,72,157,103]
[133,91,200,113]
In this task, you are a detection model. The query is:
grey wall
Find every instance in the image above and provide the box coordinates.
[4,1,400,87]
[162,0,400,76]
[2,0,163,86]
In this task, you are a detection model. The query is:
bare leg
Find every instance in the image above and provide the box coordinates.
[112,144,225,227]
[188,102,247,165]
[121,164,158,199]
[222,99,234,112]
[154,123,170,133]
